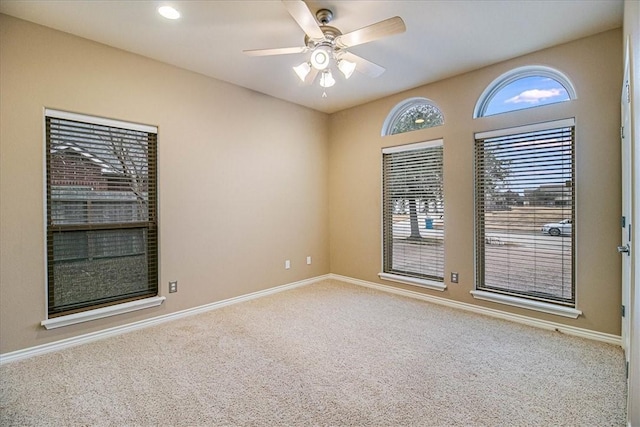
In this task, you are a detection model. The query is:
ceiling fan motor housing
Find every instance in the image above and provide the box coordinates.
[304,26,342,48]
[303,8,342,49]
[305,9,349,74]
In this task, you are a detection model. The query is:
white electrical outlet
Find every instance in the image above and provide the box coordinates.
[285,260,291,269]
[306,256,312,265]
[169,281,178,293]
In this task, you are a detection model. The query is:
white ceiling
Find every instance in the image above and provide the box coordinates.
[0,0,623,114]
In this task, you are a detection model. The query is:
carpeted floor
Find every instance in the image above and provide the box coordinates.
[0,280,627,426]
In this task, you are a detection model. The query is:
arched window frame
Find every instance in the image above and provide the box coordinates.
[381,97,444,136]
[473,65,577,118]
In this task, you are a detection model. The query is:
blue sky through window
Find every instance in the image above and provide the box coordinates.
[484,76,570,116]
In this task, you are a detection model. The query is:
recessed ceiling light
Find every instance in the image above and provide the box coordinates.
[158,6,180,20]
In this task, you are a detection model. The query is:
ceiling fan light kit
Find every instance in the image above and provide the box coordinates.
[293,62,312,81]
[319,70,335,88]
[243,0,406,95]
[337,58,356,79]
[310,46,331,70]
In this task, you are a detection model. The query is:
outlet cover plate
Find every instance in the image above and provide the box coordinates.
[169,281,178,293]
[451,272,459,283]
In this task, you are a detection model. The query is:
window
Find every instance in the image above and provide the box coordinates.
[380,140,445,290]
[45,110,158,317]
[382,97,444,136]
[474,66,576,118]
[473,119,577,314]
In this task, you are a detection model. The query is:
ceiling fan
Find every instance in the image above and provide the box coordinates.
[243,0,406,91]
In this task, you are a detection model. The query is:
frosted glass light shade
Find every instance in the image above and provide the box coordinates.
[319,70,335,88]
[338,59,356,79]
[293,62,311,82]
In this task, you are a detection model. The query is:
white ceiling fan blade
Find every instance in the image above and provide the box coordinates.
[341,52,386,78]
[335,16,406,49]
[282,0,325,40]
[243,46,308,56]
[302,68,319,85]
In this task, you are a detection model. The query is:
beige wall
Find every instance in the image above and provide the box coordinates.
[329,29,623,335]
[0,15,330,354]
[0,13,625,355]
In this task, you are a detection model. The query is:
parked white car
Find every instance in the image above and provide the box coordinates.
[541,219,572,236]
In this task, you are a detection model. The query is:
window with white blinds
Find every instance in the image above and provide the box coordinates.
[45,110,158,316]
[382,140,444,286]
[475,119,575,306]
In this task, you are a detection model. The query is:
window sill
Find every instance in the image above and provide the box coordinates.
[378,273,446,291]
[470,290,581,319]
[41,296,166,330]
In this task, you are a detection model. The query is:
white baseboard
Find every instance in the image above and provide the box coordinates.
[0,275,330,365]
[1,272,620,364]
[329,274,622,347]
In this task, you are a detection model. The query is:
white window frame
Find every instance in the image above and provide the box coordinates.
[379,139,446,291]
[42,108,164,329]
[471,118,581,318]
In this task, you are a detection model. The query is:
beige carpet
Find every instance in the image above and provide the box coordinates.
[0,280,627,426]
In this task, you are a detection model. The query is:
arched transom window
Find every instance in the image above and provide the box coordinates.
[474,66,577,118]
[382,97,444,136]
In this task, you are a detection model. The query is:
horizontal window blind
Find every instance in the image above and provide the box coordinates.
[46,113,158,316]
[475,122,575,306]
[383,141,444,281]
